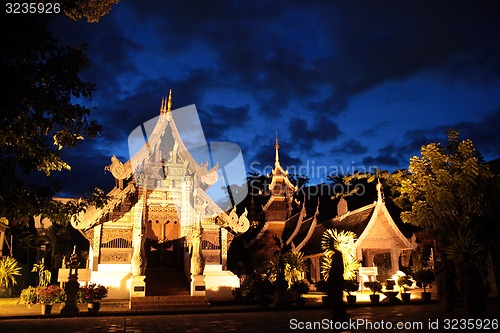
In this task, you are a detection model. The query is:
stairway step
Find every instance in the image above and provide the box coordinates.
[130,295,210,311]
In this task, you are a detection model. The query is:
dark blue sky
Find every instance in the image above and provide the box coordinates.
[49,0,500,197]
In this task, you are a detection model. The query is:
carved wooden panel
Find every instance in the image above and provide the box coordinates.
[100,248,132,263]
[101,228,133,245]
[202,249,220,264]
[201,231,220,249]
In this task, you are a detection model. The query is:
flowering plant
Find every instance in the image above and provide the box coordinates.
[36,285,65,304]
[78,283,108,302]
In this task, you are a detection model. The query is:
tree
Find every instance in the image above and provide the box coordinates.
[0,3,116,224]
[59,0,120,23]
[321,229,360,281]
[0,257,22,292]
[398,130,498,316]
[398,130,497,254]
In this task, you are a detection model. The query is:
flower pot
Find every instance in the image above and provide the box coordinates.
[87,302,101,314]
[401,292,411,303]
[385,291,399,303]
[421,292,431,302]
[41,303,52,315]
[369,294,380,304]
[346,295,356,306]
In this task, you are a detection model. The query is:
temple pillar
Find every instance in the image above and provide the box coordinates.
[130,196,146,300]
[180,176,193,234]
[221,228,228,270]
[390,248,400,276]
[92,224,102,271]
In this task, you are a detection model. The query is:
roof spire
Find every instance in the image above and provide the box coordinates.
[274,131,280,166]
[376,178,384,203]
[160,97,166,114]
[167,89,172,112]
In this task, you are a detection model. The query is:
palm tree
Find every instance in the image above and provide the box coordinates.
[0,256,22,292]
[321,229,360,280]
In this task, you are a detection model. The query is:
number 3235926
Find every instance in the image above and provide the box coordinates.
[6,3,61,14]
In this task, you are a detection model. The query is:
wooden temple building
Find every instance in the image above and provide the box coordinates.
[240,137,417,285]
[71,91,250,304]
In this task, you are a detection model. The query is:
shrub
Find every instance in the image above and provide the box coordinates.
[36,285,65,304]
[414,269,435,293]
[290,279,310,297]
[250,274,275,303]
[343,279,359,296]
[78,283,108,303]
[364,281,382,295]
[20,286,38,305]
[0,257,22,291]
[397,275,412,293]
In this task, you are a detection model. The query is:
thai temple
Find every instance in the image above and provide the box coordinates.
[65,91,419,306]
[239,133,417,286]
[70,91,250,307]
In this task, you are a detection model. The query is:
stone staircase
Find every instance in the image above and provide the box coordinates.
[144,268,190,296]
[130,295,210,311]
[129,268,210,311]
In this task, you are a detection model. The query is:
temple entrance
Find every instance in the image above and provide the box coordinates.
[144,205,189,295]
[145,238,184,270]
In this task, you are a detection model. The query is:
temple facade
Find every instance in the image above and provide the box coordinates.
[71,91,249,301]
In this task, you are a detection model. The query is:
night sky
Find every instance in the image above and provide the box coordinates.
[48,1,500,198]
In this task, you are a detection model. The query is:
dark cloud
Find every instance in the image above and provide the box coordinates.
[362,108,500,171]
[288,115,343,151]
[361,121,392,137]
[200,104,251,142]
[246,136,303,176]
[331,139,368,155]
[452,108,500,158]
[362,155,403,169]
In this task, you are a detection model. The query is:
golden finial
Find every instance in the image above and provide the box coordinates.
[167,89,172,112]
[160,97,166,114]
[274,131,280,165]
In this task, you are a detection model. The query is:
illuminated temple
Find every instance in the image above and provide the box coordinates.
[71,92,250,306]
[70,92,418,305]
[241,136,417,285]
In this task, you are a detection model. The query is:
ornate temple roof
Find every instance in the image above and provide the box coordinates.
[262,133,297,221]
[301,181,416,257]
[71,91,222,231]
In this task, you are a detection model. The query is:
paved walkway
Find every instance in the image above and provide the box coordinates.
[0,298,498,332]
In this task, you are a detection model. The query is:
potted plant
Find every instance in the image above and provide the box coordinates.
[20,286,38,307]
[414,269,435,302]
[364,280,382,304]
[343,279,359,306]
[36,285,65,315]
[78,283,108,314]
[0,256,22,297]
[290,279,310,307]
[250,274,275,308]
[397,275,412,302]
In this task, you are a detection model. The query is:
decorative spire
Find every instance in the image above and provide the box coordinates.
[167,89,172,112]
[159,89,173,115]
[274,131,280,166]
[376,178,384,203]
[160,97,166,114]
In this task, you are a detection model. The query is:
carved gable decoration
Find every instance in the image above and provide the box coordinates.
[101,228,132,245]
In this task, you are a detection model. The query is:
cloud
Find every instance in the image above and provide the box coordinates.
[331,139,368,155]
[288,115,343,151]
[200,104,251,142]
